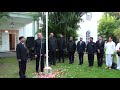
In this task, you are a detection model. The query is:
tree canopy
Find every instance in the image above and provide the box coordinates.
[114,28,120,39]
[0,12,10,24]
[0,12,10,19]
[33,12,87,41]
[105,12,120,20]
[98,12,120,42]
[48,12,86,42]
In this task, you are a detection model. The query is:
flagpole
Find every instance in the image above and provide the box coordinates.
[44,12,52,76]
[46,12,49,68]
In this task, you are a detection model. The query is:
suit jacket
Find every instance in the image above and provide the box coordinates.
[96,40,105,54]
[16,42,28,61]
[34,38,46,55]
[48,37,57,52]
[77,41,86,53]
[57,37,65,51]
[86,41,96,54]
[67,41,76,53]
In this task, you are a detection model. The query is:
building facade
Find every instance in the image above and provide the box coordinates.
[0,12,41,52]
[76,12,103,44]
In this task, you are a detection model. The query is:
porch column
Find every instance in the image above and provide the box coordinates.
[34,18,39,39]
[32,19,35,37]
[37,18,39,33]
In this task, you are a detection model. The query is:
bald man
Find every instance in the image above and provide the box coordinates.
[77,37,86,65]
[48,33,57,66]
[34,33,46,74]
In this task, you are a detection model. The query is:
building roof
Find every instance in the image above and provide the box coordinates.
[0,12,40,30]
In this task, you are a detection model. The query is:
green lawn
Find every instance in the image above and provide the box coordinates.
[0,53,120,78]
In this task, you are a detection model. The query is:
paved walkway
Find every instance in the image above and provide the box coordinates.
[0,52,16,58]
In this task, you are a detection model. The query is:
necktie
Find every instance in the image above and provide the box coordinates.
[99,40,101,44]
[23,44,26,48]
[80,41,82,45]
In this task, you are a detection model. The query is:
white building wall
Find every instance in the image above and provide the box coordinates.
[0,23,33,52]
[18,23,33,38]
[17,23,33,44]
[77,12,103,43]
[24,23,33,38]
[19,27,25,37]
[0,32,9,52]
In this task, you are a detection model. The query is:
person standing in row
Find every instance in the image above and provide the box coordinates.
[34,33,46,74]
[57,34,65,63]
[96,36,105,67]
[16,36,28,78]
[77,36,86,65]
[116,39,120,70]
[48,33,57,66]
[67,37,76,64]
[105,37,115,69]
[86,37,96,67]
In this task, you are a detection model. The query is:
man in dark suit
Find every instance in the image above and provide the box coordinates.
[57,34,65,63]
[48,33,57,66]
[67,37,76,64]
[86,37,96,67]
[34,33,46,74]
[16,36,28,78]
[96,36,105,67]
[77,36,86,65]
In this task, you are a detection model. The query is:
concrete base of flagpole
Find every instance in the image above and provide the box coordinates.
[44,66,52,76]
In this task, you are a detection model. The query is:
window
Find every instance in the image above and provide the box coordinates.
[86,31,90,44]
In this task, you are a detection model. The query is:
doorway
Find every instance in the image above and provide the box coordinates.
[9,34,15,50]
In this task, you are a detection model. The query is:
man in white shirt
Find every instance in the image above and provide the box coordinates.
[105,37,116,69]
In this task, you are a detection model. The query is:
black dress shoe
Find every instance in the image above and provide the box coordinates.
[87,65,92,67]
[49,64,51,66]
[89,66,93,67]
[53,64,56,66]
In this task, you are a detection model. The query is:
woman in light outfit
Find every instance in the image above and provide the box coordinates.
[115,39,120,70]
[105,37,116,69]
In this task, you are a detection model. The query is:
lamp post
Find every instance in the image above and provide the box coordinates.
[11,22,14,28]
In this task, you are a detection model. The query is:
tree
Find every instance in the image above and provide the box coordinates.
[48,12,86,43]
[0,12,10,24]
[0,12,10,19]
[98,14,120,42]
[104,12,120,42]
[114,28,120,41]
[105,12,120,20]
